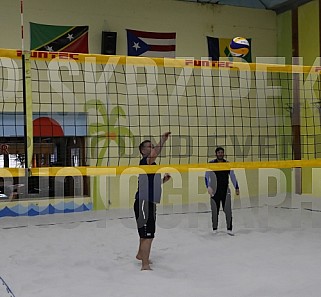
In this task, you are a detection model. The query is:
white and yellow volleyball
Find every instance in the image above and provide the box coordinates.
[229,37,250,57]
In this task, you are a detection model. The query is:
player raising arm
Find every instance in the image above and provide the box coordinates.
[134,132,171,270]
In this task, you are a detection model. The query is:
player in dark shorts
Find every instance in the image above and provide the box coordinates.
[134,132,171,270]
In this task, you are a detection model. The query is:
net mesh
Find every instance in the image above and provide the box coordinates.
[0,54,25,167]
[1,49,321,172]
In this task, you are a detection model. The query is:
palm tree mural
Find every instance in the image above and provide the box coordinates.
[85,99,135,166]
[85,99,135,209]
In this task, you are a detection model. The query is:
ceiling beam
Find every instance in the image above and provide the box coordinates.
[272,0,313,14]
[258,0,269,9]
[178,0,313,12]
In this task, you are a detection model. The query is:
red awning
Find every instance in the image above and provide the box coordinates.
[33,117,64,137]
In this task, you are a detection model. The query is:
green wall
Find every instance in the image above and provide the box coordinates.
[298,0,320,66]
[277,10,292,65]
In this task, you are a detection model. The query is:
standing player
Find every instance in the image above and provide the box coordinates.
[205,147,239,235]
[134,132,171,270]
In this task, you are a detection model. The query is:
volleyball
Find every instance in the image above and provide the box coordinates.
[229,37,250,57]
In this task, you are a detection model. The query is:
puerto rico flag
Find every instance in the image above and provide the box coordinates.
[126,29,176,58]
[30,22,89,53]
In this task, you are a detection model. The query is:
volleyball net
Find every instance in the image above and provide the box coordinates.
[1,48,321,178]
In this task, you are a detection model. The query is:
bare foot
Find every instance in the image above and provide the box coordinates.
[136,254,142,260]
[141,264,152,271]
[136,255,153,264]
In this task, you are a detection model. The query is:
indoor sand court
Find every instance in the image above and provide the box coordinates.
[1,194,321,297]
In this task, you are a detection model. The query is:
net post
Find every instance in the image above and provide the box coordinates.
[292,57,302,194]
[21,0,30,197]
[22,53,29,198]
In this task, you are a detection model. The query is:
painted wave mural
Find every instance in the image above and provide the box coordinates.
[0,201,93,217]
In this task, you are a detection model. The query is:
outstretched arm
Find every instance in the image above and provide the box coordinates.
[147,132,171,164]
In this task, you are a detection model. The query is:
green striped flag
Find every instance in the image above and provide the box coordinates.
[30,22,89,53]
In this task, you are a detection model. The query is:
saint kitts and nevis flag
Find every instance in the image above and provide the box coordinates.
[30,22,89,53]
[126,29,176,58]
[207,36,252,63]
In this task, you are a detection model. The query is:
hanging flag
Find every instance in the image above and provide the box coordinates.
[126,29,176,58]
[207,36,252,63]
[30,22,89,53]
